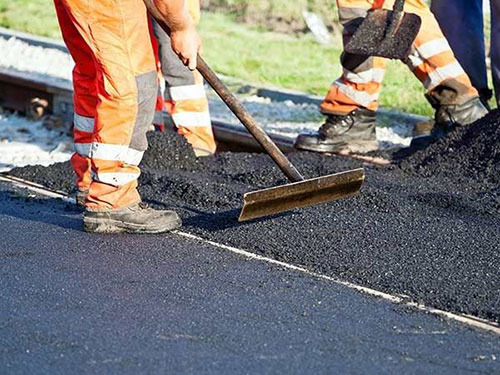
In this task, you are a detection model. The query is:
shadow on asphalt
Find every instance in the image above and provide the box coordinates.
[0,190,82,231]
[182,209,296,231]
[144,197,295,231]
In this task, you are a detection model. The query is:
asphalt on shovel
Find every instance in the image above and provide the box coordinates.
[144,1,365,222]
[344,0,422,60]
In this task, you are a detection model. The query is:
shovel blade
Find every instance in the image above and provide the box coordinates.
[239,168,365,222]
[345,9,421,59]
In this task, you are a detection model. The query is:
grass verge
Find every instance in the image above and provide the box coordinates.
[0,0,61,39]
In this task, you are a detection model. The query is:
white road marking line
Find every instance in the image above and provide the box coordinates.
[175,232,500,335]
[0,175,74,203]
[1,174,499,335]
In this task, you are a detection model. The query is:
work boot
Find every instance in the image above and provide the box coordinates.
[294,108,379,153]
[76,188,88,208]
[410,96,488,149]
[83,202,182,234]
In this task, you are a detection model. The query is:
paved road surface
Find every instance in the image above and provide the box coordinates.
[0,183,499,375]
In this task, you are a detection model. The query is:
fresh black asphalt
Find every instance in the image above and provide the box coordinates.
[1,184,499,374]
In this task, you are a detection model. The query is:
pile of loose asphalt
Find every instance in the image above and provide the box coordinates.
[8,110,500,324]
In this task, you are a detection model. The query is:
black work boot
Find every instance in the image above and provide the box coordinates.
[294,108,379,153]
[83,202,182,234]
[410,96,488,149]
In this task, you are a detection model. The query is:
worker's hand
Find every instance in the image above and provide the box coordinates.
[170,23,201,71]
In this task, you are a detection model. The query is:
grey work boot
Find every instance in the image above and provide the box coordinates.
[478,88,493,111]
[410,96,488,149]
[76,188,88,208]
[83,202,182,234]
[294,108,379,154]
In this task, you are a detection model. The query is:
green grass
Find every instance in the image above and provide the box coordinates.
[0,0,61,38]
[0,1,433,115]
[199,12,431,115]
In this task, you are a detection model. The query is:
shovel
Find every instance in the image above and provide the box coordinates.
[344,0,422,60]
[144,1,365,222]
[196,58,365,221]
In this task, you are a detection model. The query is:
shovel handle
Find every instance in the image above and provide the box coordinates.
[393,0,405,12]
[385,0,405,39]
[196,57,304,183]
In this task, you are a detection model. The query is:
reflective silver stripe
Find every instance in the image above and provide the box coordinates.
[343,68,385,84]
[333,79,379,107]
[407,39,454,72]
[424,62,465,90]
[91,171,140,186]
[74,142,144,165]
[90,143,144,166]
[406,51,425,71]
[172,111,212,127]
[416,38,451,60]
[122,148,144,166]
[74,114,94,133]
[74,142,91,157]
[169,84,206,101]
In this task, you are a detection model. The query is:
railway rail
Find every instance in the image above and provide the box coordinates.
[0,27,298,153]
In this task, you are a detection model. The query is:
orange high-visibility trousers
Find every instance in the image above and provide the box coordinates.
[321,0,478,115]
[54,0,157,211]
[151,0,216,156]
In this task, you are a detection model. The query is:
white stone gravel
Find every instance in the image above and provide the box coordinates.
[0,33,422,170]
[0,36,74,81]
[207,93,415,148]
[0,113,72,172]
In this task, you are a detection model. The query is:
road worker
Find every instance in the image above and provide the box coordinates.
[150,0,216,157]
[431,0,500,108]
[294,0,489,154]
[54,0,200,233]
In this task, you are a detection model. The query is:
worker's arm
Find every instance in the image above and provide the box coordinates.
[151,0,201,70]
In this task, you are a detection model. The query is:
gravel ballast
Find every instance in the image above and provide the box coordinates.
[9,119,500,323]
[0,114,71,172]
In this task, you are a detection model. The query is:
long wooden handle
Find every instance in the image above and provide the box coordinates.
[142,0,304,183]
[384,0,405,40]
[196,57,304,182]
[394,0,405,12]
